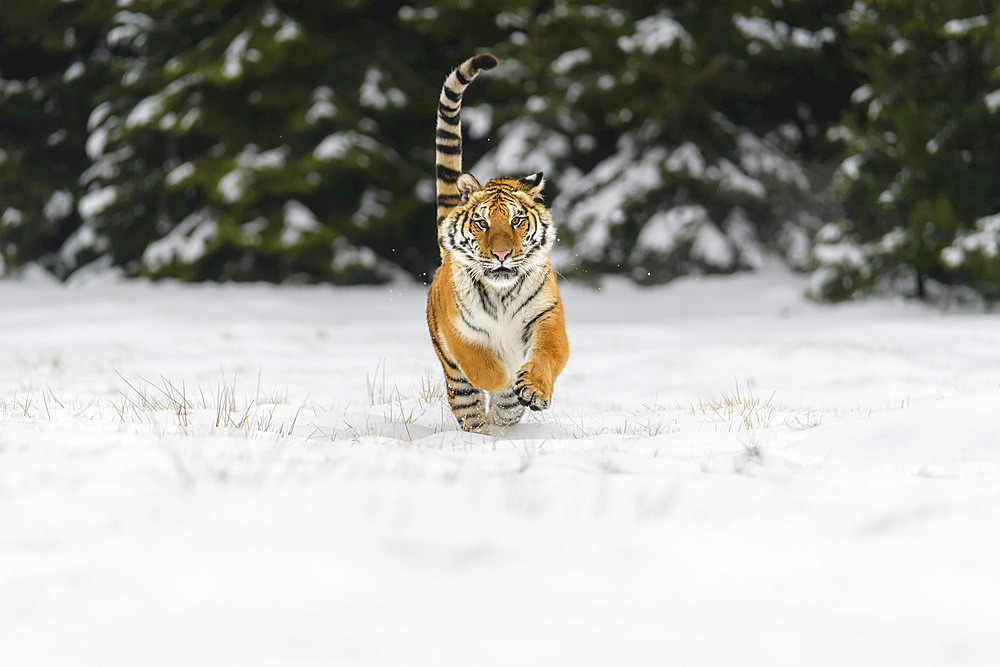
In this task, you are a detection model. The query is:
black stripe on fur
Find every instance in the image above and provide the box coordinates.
[436,142,462,155]
[437,164,460,182]
[522,303,556,345]
[431,335,460,372]
[512,271,549,317]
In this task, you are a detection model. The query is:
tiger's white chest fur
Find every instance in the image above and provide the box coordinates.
[451,267,550,381]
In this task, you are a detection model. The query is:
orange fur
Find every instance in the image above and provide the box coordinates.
[426,54,569,432]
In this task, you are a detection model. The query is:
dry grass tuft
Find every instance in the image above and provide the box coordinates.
[691,381,778,431]
[113,372,302,437]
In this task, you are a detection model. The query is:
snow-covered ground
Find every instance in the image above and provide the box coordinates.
[2,270,999,666]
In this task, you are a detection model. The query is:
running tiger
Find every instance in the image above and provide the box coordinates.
[426,53,569,432]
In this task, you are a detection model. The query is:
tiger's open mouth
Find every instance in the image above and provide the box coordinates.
[485,266,517,280]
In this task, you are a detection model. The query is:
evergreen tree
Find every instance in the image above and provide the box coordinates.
[78,0,426,283]
[71,0,533,283]
[468,0,856,283]
[0,1,114,277]
[814,1,1000,300]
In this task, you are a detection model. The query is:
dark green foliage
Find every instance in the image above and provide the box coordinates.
[76,0,448,283]
[1,1,997,300]
[0,1,114,276]
[815,1,1000,300]
[478,1,858,283]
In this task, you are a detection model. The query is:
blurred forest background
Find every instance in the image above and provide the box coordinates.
[1,0,998,300]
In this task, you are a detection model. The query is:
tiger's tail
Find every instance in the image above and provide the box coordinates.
[434,53,498,224]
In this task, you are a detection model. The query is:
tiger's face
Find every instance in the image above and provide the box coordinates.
[440,172,554,287]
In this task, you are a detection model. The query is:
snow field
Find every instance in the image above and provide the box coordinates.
[1,271,999,666]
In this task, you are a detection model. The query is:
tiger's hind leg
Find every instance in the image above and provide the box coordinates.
[488,386,526,427]
[446,374,488,432]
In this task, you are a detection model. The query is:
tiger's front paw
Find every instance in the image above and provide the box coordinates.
[513,364,553,412]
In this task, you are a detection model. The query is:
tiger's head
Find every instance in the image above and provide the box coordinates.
[440,171,554,287]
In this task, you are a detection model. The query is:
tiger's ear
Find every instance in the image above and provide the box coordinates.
[518,172,545,197]
[457,172,481,202]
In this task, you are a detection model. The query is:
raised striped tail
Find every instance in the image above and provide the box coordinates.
[435,53,498,223]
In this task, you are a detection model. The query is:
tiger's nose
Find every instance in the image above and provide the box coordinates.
[492,249,511,263]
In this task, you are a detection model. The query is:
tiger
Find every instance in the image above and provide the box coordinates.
[426,53,569,433]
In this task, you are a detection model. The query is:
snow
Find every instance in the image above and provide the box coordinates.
[237,144,289,170]
[78,185,118,218]
[46,128,67,146]
[813,240,867,268]
[708,158,767,198]
[142,209,218,270]
[633,205,709,254]
[164,162,195,186]
[313,131,383,162]
[560,120,809,269]
[557,143,668,259]
[398,5,440,22]
[107,11,152,48]
[618,11,693,55]
[877,185,896,204]
[351,187,390,229]
[985,89,1000,113]
[43,190,74,221]
[737,130,809,190]
[63,61,85,82]
[551,48,592,75]
[690,221,735,268]
[868,98,883,120]
[306,86,337,125]
[86,127,109,160]
[2,207,24,227]
[943,15,989,36]
[3,271,1000,666]
[891,38,911,54]
[58,223,105,264]
[525,95,547,113]
[281,200,320,246]
[113,10,153,30]
[788,394,999,472]
[461,104,493,140]
[217,169,249,204]
[330,237,379,273]
[125,95,164,128]
[942,213,1000,266]
[222,30,252,79]
[359,67,406,110]
[725,208,766,269]
[665,141,706,177]
[840,154,863,180]
[261,6,280,28]
[851,84,873,104]
[88,102,114,132]
[876,228,908,253]
[941,245,965,268]
[106,25,140,48]
[733,14,836,51]
[780,217,816,269]
[471,118,569,177]
[274,19,301,43]
[213,145,289,203]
